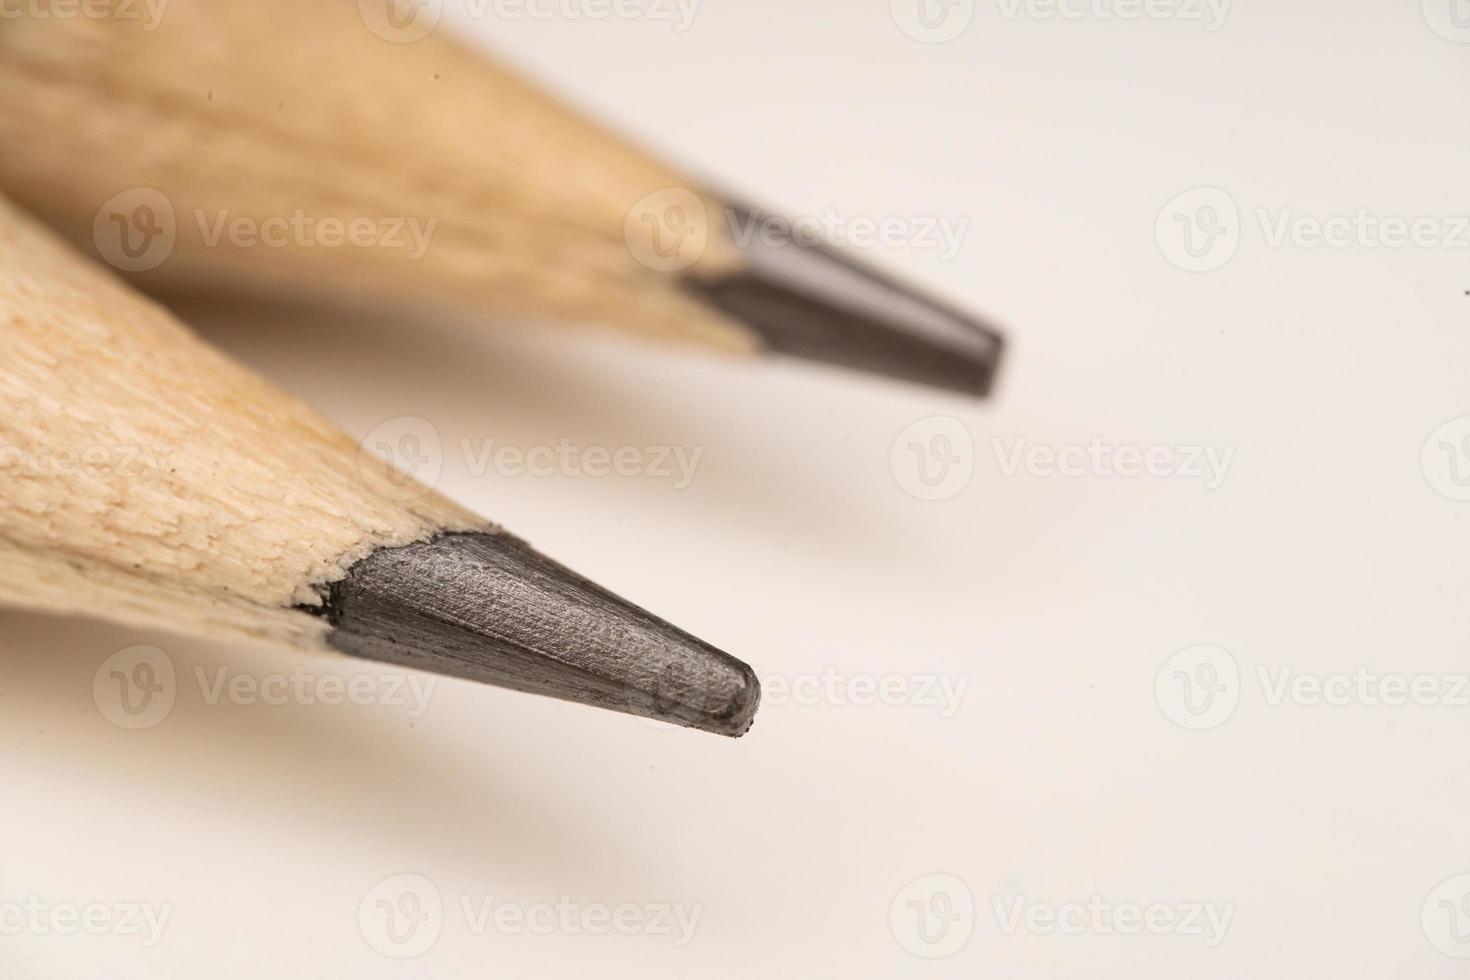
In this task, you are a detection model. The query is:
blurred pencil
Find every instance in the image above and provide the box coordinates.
[0,0,1004,396]
[0,192,759,737]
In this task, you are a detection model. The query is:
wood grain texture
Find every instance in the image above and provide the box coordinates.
[0,0,1008,396]
[0,192,482,647]
[0,0,752,350]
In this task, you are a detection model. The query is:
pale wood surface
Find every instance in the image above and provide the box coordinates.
[0,193,482,647]
[0,0,752,350]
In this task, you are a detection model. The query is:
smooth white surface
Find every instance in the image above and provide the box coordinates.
[4,1,1469,976]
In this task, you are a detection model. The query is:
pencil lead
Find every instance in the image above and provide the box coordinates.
[310,532,760,737]
[683,204,1005,397]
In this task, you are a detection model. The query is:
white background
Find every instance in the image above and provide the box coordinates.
[4,0,1470,976]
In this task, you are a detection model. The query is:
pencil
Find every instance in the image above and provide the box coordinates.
[0,192,759,737]
[0,0,1004,396]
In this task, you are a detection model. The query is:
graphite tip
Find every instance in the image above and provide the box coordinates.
[311,532,760,737]
[684,203,1005,397]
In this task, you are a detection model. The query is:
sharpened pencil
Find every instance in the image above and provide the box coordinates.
[0,0,1005,395]
[0,192,759,737]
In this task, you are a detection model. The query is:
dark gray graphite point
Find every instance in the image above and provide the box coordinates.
[683,203,1005,397]
[310,532,759,737]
